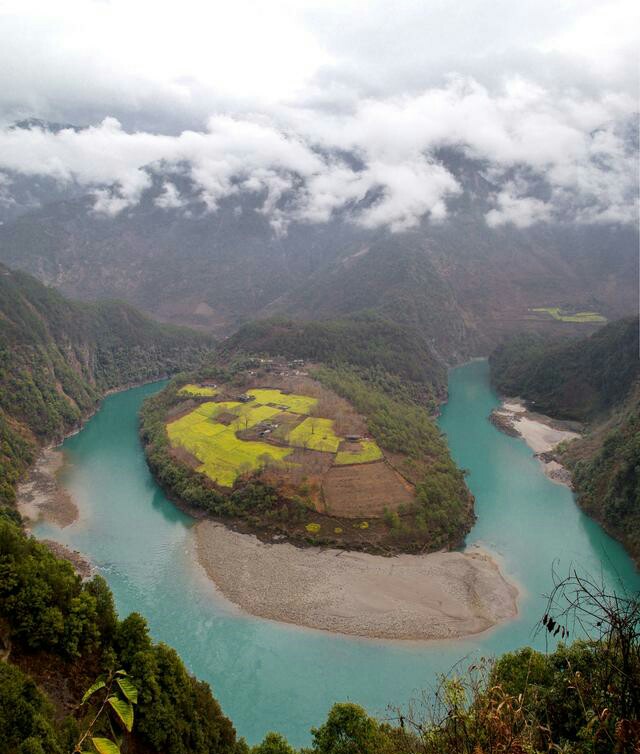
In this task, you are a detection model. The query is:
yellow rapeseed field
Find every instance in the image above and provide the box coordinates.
[167,385,384,487]
[167,401,291,487]
[246,388,317,415]
[287,417,341,453]
[335,439,383,465]
[178,383,219,396]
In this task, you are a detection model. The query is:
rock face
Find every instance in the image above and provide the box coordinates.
[489,409,519,436]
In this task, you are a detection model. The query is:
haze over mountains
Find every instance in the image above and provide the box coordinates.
[0,120,637,366]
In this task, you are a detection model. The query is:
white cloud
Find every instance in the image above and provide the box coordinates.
[0,0,636,232]
[154,182,187,210]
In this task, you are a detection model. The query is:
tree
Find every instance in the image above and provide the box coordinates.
[251,732,295,754]
[309,703,394,754]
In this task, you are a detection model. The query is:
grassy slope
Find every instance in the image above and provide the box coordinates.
[0,263,215,505]
[489,317,640,561]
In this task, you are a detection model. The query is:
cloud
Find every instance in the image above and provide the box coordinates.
[0,71,636,233]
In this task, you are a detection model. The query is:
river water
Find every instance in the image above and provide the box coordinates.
[33,359,639,746]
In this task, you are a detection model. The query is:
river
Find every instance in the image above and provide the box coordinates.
[33,359,640,746]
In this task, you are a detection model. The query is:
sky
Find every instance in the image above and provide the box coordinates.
[0,0,638,231]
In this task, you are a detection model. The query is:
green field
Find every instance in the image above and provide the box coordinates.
[532,307,606,323]
[167,387,384,486]
[335,439,383,465]
[286,416,342,452]
[167,402,291,487]
[178,383,219,396]
[246,388,317,414]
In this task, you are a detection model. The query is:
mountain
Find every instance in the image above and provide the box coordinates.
[1,130,636,362]
[489,318,640,561]
[0,263,215,505]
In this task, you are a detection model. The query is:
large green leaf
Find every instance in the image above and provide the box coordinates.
[91,737,121,754]
[116,676,139,704]
[107,695,134,732]
[82,677,106,704]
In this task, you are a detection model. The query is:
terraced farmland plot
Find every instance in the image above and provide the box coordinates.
[287,417,341,453]
[335,440,383,465]
[167,410,292,487]
[178,383,219,396]
[246,389,317,415]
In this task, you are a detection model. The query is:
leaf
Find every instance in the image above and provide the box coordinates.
[91,737,121,754]
[116,676,139,704]
[107,695,134,732]
[82,678,106,704]
[115,669,128,677]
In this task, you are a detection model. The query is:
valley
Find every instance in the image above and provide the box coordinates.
[17,360,639,747]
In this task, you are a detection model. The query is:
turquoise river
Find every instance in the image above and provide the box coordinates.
[34,360,640,746]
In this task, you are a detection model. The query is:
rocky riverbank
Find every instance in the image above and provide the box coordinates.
[490,400,580,486]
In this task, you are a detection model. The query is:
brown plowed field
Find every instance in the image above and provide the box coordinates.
[322,461,414,518]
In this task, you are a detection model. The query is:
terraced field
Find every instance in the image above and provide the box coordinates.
[166,384,385,489]
[178,383,219,396]
[335,440,383,465]
[531,307,606,323]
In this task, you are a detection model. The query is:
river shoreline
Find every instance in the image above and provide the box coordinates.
[17,448,79,528]
[195,520,519,641]
[490,399,580,486]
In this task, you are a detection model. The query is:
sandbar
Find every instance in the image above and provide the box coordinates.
[491,399,579,485]
[195,521,518,641]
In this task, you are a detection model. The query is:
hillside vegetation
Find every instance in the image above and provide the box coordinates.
[0,263,214,506]
[489,317,639,421]
[222,313,446,406]
[489,318,640,561]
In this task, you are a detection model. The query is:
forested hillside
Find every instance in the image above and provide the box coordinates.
[0,264,214,506]
[489,318,640,561]
[222,314,446,405]
[490,317,639,421]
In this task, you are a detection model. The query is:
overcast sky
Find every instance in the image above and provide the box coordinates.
[0,0,638,231]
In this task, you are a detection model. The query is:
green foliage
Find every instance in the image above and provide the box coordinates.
[564,388,640,561]
[251,732,296,754]
[74,669,138,753]
[0,661,63,754]
[0,519,241,754]
[222,313,444,403]
[489,317,639,421]
[0,519,106,658]
[0,263,215,507]
[307,703,395,754]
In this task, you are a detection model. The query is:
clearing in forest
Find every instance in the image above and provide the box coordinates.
[179,383,219,396]
[531,307,606,323]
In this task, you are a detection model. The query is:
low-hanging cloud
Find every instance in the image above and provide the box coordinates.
[0,77,636,232]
